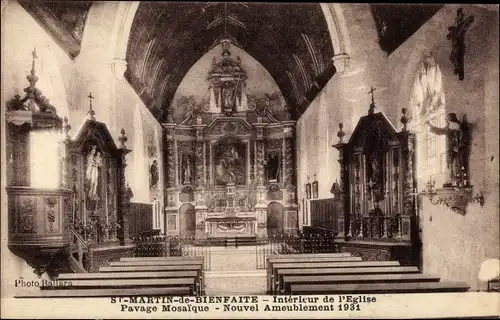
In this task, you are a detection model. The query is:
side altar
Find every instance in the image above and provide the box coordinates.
[162,39,298,240]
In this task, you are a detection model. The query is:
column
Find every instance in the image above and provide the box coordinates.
[163,124,177,208]
[254,124,267,239]
[255,125,266,203]
[194,125,207,239]
[117,129,132,245]
[283,121,297,235]
[61,117,72,189]
[398,127,416,241]
[333,123,349,239]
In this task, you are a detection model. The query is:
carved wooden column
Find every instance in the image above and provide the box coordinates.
[61,116,72,189]
[254,124,267,238]
[194,125,206,189]
[397,118,416,241]
[282,121,297,234]
[254,124,266,203]
[163,123,177,209]
[117,129,133,245]
[333,123,350,239]
[194,125,207,239]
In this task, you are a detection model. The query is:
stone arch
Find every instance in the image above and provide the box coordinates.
[320,3,352,56]
[267,201,284,237]
[76,2,139,79]
[178,203,196,238]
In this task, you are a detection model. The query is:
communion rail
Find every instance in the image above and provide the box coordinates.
[256,231,339,269]
[132,233,212,271]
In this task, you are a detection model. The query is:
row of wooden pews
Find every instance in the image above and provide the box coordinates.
[17,256,205,298]
[267,253,471,295]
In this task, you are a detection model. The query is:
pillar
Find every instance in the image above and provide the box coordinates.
[283,121,298,234]
[117,129,132,245]
[163,122,178,235]
[254,124,267,239]
[333,123,349,239]
[194,125,207,239]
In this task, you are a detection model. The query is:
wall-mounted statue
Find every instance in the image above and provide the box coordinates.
[426,113,470,187]
[150,159,159,189]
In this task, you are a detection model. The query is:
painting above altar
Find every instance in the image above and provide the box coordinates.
[214,138,246,186]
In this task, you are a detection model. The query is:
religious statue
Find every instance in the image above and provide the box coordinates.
[266,152,280,182]
[364,120,385,206]
[256,96,279,122]
[222,81,236,114]
[150,159,159,189]
[426,113,470,186]
[85,146,103,201]
[446,8,474,81]
[179,96,203,125]
[183,154,192,185]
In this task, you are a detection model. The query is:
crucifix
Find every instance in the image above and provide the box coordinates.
[87,92,96,120]
[368,86,377,115]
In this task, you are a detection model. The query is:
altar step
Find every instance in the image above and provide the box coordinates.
[206,235,257,247]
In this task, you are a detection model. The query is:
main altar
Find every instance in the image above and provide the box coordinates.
[162,39,298,240]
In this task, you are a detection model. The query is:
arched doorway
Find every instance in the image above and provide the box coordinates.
[178,204,196,238]
[267,202,284,237]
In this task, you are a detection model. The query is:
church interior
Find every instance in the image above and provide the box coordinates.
[1,1,499,302]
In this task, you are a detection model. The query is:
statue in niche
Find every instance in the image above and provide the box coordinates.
[363,122,385,206]
[182,154,193,185]
[150,159,159,189]
[266,152,280,182]
[426,113,470,186]
[85,146,103,202]
[222,81,236,115]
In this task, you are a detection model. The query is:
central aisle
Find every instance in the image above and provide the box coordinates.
[204,246,267,295]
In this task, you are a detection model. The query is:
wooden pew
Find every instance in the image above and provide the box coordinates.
[266,253,352,260]
[290,281,471,294]
[16,287,190,298]
[274,266,419,294]
[109,260,204,266]
[40,278,197,296]
[100,265,203,272]
[268,259,398,294]
[120,256,204,262]
[100,264,204,295]
[58,271,198,280]
[57,271,201,295]
[282,273,441,294]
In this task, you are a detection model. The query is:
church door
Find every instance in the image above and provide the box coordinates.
[267,202,283,237]
[178,204,196,237]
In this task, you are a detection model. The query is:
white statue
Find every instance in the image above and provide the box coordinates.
[85,146,102,200]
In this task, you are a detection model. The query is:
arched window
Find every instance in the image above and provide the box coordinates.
[409,56,447,189]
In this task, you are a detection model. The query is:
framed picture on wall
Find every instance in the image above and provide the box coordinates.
[306,183,311,199]
[312,181,318,199]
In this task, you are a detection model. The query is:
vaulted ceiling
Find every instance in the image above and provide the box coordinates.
[370,4,444,54]
[125,2,335,122]
[18,2,446,123]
